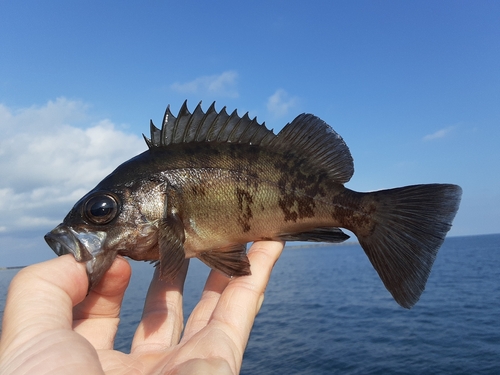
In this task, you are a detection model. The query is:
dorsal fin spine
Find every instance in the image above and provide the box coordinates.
[161,105,175,147]
[246,117,261,144]
[143,133,153,148]
[203,102,220,142]
[182,103,200,142]
[227,110,245,142]
[147,101,276,148]
[193,101,209,142]
[208,107,226,142]
[174,101,190,143]
[216,107,232,142]
[259,125,274,146]
[237,113,255,143]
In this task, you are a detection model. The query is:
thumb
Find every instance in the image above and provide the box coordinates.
[0,255,106,374]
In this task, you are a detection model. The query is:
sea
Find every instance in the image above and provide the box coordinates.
[1,233,499,374]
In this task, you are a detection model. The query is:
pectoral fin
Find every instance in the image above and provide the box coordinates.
[198,244,251,278]
[157,212,186,281]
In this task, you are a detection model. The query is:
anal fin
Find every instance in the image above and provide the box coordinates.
[158,213,186,282]
[197,244,251,278]
[277,227,350,243]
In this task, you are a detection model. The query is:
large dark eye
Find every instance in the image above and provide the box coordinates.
[84,194,119,225]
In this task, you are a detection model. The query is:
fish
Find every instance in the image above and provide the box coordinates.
[44,101,462,308]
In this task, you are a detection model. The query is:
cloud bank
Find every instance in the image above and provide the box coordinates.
[170,71,239,98]
[0,98,145,235]
[267,89,299,118]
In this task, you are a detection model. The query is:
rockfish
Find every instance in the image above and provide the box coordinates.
[45,102,461,308]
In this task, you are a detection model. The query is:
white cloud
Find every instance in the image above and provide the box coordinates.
[0,98,145,234]
[266,89,299,118]
[170,71,239,98]
[423,126,455,141]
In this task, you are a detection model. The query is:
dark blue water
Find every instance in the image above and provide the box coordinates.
[241,234,500,374]
[1,234,499,374]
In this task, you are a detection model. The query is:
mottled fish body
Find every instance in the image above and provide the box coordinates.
[45,102,462,308]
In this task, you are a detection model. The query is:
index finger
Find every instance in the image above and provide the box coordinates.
[72,256,132,350]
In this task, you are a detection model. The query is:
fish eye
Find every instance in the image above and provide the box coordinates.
[83,194,119,225]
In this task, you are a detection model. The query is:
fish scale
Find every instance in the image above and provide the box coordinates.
[45,101,462,308]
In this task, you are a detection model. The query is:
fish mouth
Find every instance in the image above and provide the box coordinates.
[44,224,107,272]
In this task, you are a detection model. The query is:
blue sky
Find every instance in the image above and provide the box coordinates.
[1,1,499,266]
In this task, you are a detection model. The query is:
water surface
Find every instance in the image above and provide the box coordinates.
[1,234,499,374]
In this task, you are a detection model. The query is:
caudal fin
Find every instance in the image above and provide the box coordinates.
[356,184,462,309]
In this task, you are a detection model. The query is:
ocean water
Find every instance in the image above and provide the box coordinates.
[1,234,499,374]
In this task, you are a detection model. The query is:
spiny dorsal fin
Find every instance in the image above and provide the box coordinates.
[145,102,354,184]
[144,101,276,148]
[268,114,354,184]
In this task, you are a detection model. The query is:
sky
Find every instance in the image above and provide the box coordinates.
[0,1,499,266]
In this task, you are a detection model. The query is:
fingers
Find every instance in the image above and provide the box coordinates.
[209,241,284,348]
[131,259,189,353]
[72,256,131,350]
[181,241,284,351]
[166,241,284,375]
[181,269,231,342]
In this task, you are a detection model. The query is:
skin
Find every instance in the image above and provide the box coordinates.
[48,143,359,288]
[0,240,284,375]
[44,104,462,310]
[44,108,363,289]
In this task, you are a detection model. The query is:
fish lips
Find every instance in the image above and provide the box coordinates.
[44,224,107,265]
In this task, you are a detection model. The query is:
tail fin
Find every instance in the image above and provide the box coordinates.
[356,184,462,309]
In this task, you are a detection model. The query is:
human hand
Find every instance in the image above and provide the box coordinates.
[0,241,284,374]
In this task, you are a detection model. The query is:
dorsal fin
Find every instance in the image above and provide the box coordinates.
[144,102,354,184]
[144,101,276,148]
[268,114,354,184]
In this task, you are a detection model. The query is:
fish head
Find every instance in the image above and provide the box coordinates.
[45,187,160,289]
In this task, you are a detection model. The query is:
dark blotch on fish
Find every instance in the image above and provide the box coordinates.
[45,101,462,308]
